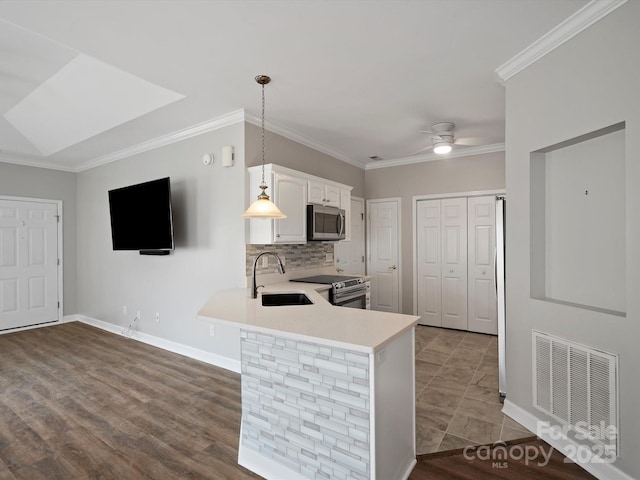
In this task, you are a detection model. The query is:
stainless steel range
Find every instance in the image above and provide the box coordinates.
[290,275,370,309]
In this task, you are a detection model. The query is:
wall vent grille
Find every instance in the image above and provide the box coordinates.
[533,331,618,455]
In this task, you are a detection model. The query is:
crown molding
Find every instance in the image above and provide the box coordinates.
[75,109,246,172]
[364,143,505,171]
[244,113,366,170]
[495,0,628,84]
[0,152,76,172]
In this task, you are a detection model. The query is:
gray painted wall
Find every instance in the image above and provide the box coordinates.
[365,153,505,313]
[0,162,77,314]
[76,123,246,360]
[245,122,365,198]
[505,2,639,477]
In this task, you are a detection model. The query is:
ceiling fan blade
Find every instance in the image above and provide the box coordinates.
[454,137,488,146]
[411,144,434,155]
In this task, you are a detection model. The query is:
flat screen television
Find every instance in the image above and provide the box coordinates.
[108,177,174,255]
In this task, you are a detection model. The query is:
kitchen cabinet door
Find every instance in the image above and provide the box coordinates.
[308,180,325,205]
[324,184,340,207]
[273,173,307,243]
[308,181,340,207]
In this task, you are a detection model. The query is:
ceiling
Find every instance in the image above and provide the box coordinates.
[0,0,592,171]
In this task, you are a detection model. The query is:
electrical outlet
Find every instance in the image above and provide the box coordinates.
[123,305,127,315]
[326,253,334,263]
[155,312,160,322]
[137,310,141,320]
[262,256,269,268]
[209,325,215,337]
[375,349,386,366]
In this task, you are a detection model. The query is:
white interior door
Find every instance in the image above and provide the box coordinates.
[367,199,400,313]
[334,197,365,275]
[0,198,60,331]
[441,198,467,330]
[416,199,442,326]
[467,195,497,334]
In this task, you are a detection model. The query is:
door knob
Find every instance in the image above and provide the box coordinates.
[449,268,454,273]
[390,265,397,270]
[482,269,486,275]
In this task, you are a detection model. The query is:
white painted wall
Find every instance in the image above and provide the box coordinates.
[543,129,626,313]
[505,2,639,477]
[76,123,246,362]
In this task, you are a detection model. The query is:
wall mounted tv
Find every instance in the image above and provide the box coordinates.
[108,177,174,255]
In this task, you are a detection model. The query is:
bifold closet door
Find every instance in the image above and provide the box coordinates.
[416,198,467,329]
[467,196,497,334]
[416,200,441,326]
[440,198,467,330]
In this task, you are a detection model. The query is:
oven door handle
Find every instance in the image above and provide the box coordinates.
[333,290,367,303]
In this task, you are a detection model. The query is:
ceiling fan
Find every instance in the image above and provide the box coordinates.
[413,122,488,155]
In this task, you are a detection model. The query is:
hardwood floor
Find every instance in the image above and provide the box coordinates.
[0,322,595,480]
[0,322,260,479]
[410,437,596,479]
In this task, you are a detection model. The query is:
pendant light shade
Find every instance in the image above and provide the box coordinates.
[242,75,287,220]
[241,185,287,218]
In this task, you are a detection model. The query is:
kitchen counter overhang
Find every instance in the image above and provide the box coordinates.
[197,281,419,353]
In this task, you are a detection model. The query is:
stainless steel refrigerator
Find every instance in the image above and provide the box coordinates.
[496,196,507,402]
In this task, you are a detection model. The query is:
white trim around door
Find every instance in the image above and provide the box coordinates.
[0,195,63,332]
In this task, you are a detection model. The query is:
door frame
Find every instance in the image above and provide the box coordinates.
[412,189,504,316]
[0,195,63,329]
[366,197,401,313]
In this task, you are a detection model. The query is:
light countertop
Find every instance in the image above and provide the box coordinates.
[197,281,419,354]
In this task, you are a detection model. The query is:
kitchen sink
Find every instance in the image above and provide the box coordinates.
[261,292,313,306]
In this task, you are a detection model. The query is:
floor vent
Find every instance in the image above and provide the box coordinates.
[533,331,619,455]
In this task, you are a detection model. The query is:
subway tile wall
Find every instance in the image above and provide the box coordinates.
[241,330,371,480]
[246,243,335,276]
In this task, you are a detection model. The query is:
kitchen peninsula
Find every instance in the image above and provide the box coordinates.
[198,281,419,480]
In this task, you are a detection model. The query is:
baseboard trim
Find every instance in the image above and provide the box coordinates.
[502,399,634,480]
[69,314,241,373]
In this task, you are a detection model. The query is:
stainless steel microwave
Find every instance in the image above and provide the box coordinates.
[307,204,346,241]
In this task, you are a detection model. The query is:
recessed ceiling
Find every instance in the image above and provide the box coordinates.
[5,54,184,156]
[0,0,592,171]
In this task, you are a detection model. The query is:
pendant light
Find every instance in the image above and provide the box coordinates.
[241,75,287,219]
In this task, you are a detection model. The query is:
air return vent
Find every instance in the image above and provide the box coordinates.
[533,331,618,454]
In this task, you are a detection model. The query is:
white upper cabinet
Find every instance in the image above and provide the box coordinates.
[246,164,352,244]
[272,173,307,243]
[308,180,340,207]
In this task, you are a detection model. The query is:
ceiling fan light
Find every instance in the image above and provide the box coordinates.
[434,143,452,154]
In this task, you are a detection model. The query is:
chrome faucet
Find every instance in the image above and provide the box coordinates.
[251,251,286,299]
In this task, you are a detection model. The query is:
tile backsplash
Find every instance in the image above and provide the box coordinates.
[246,243,335,276]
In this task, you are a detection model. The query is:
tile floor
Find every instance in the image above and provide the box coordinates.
[414,325,532,454]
